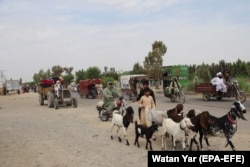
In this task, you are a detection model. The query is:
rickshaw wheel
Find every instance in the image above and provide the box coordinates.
[203,93,210,101]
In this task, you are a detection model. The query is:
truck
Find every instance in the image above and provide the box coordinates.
[0,80,20,95]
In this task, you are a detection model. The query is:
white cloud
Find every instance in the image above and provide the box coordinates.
[0,0,249,82]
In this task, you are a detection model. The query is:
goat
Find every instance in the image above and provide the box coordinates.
[186,110,213,151]
[167,104,184,123]
[145,107,167,127]
[208,101,247,151]
[161,117,194,150]
[110,106,134,145]
[145,104,184,127]
[134,120,158,150]
[145,104,184,140]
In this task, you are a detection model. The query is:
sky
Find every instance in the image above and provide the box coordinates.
[0,0,250,82]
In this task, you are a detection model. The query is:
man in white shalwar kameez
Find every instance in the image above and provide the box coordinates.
[211,72,227,94]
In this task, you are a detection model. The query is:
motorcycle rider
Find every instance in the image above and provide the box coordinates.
[102,81,119,115]
[211,72,227,95]
[169,77,182,97]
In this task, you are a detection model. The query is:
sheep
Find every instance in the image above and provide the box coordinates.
[161,117,194,150]
[134,120,158,150]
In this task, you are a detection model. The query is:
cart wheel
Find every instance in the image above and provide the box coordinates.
[54,98,58,109]
[48,92,54,108]
[72,98,77,108]
[203,93,210,101]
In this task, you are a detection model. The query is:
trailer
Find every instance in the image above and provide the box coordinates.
[78,78,102,99]
[120,74,148,100]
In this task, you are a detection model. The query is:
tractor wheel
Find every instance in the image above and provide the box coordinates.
[54,98,58,109]
[39,94,44,105]
[48,92,54,108]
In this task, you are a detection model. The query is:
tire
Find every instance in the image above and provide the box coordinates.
[237,92,246,103]
[216,97,222,100]
[39,94,44,105]
[179,94,185,104]
[17,90,20,95]
[170,95,176,102]
[48,92,54,108]
[178,91,185,104]
[54,98,58,109]
[99,108,109,121]
[203,93,210,101]
[72,98,77,108]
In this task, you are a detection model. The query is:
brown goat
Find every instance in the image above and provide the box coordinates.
[167,104,184,123]
[186,110,213,151]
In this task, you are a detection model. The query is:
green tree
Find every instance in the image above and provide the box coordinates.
[63,73,74,84]
[132,62,145,74]
[144,41,167,82]
[75,69,86,83]
[86,66,101,79]
[51,65,64,77]
[196,63,212,82]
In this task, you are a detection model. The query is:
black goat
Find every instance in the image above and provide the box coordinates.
[134,121,158,150]
[209,101,247,151]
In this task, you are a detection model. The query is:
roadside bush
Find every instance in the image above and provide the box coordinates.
[236,77,250,93]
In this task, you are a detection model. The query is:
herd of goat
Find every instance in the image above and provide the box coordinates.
[109,101,247,151]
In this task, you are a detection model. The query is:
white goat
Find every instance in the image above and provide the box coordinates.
[145,106,167,127]
[110,106,134,145]
[161,117,194,150]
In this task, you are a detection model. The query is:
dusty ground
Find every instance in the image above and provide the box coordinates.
[0,92,249,167]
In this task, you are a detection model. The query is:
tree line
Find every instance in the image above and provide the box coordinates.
[28,40,249,91]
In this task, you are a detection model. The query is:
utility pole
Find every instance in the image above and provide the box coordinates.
[0,69,7,83]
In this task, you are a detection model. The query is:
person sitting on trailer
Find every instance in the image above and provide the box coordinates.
[54,80,61,98]
[211,72,227,95]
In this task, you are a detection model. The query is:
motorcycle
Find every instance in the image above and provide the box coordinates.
[96,96,125,121]
[223,79,246,102]
[195,78,247,103]
[164,87,185,104]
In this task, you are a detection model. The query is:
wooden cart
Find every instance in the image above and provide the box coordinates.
[120,74,148,100]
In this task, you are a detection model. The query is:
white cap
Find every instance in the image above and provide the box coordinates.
[216,72,222,76]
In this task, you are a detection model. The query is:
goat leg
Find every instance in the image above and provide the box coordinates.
[161,133,167,150]
[173,138,176,151]
[149,140,153,151]
[110,125,115,140]
[122,127,129,146]
[225,138,235,151]
[134,136,140,148]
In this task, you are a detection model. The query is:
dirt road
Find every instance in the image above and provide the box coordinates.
[0,92,249,167]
